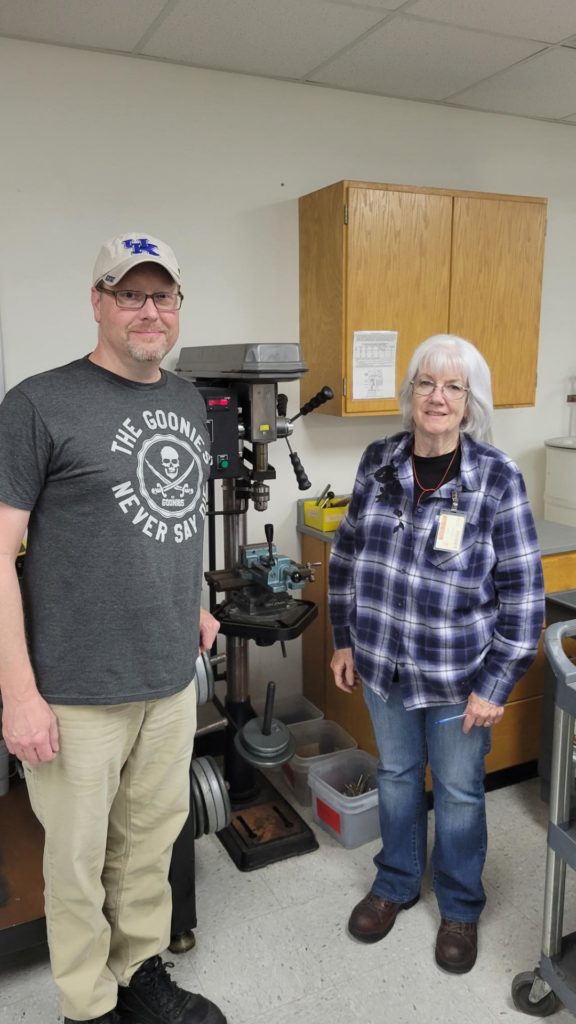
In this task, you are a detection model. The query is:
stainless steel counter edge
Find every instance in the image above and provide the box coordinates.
[296,500,576,556]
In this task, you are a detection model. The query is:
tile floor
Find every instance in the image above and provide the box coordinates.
[2,773,576,1024]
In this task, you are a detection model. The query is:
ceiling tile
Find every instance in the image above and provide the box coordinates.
[407,0,576,43]
[448,47,576,119]
[140,0,386,78]
[0,0,167,50]
[309,14,544,100]
[326,0,407,8]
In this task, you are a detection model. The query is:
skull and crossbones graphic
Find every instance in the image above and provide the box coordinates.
[161,445,180,479]
[147,445,194,495]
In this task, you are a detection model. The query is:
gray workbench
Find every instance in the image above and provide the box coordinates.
[297,499,576,558]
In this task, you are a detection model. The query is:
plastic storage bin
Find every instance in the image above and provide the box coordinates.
[303,498,349,533]
[253,693,324,728]
[309,750,379,848]
[282,719,357,806]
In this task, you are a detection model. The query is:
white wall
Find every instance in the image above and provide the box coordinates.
[1,38,575,698]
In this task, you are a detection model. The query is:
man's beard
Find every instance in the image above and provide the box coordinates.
[127,340,170,363]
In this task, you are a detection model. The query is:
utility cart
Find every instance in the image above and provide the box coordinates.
[512,620,576,1016]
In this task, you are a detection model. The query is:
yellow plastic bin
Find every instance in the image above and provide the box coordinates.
[303,497,349,533]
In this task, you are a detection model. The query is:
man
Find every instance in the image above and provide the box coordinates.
[0,233,226,1024]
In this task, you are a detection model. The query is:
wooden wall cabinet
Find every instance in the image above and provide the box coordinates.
[299,180,547,415]
[300,533,572,781]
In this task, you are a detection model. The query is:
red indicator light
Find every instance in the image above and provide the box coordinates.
[207,397,231,408]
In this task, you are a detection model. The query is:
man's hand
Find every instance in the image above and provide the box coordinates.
[330,647,358,693]
[2,692,59,764]
[462,692,505,734]
[199,606,220,654]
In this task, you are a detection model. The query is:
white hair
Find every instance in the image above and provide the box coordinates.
[398,334,493,441]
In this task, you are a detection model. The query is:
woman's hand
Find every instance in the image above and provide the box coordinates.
[462,692,505,734]
[330,647,358,693]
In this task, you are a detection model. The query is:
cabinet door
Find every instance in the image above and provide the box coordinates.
[485,696,543,774]
[344,187,452,415]
[299,182,346,413]
[449,196,546,407]
[542,551,576,593]
[301,534,330,712]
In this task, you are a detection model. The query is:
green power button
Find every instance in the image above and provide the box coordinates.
[218,456,230,469]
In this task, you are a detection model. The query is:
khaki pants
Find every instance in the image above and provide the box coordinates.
[24,685,196,1021]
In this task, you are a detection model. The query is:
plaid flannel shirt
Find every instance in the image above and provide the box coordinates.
[328,431,545,708]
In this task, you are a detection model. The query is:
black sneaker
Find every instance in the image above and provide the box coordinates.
[117,956,226,1023]
[64,1012,121,1023]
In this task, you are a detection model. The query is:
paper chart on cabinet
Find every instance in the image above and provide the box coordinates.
[352,331,397,400]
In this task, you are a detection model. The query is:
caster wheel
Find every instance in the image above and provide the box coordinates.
[511,971,560,1017]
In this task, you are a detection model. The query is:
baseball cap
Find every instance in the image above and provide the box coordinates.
[92,232,181,287]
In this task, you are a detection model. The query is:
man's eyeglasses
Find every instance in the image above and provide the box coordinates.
[411,378,469,400]
[97,286,183,311]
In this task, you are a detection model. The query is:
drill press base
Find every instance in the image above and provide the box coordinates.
[216,771,318,871]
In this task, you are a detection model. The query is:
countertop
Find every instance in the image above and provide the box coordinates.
[296,500,576,557]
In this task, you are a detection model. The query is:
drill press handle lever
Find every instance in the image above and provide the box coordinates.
[288,449,311,490]
[289,385,334,423]
[264,523,275,565]
[276,386,333,491]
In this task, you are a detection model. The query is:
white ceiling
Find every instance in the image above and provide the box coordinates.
[3,0,576,125]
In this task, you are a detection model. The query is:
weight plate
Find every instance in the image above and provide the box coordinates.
[193,654,207,705]
[193,652,215,706]
[212,763,231,832]
[192,766,213,837]
[204,654,215,701]
[194,670,206,707]
[196,757,222,835]
[190,770,206,838]
[199,756,231,832]
[192,757,219,835]
[191,768,205,837]
[241,717,292,758]
[191,758,215,835]
[235,727,296,768]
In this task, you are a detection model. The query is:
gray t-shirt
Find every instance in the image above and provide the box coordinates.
[0,356,211,705]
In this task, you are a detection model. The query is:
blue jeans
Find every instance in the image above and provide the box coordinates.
[364,683,491,922]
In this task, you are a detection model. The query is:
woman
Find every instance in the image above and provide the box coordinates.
[329,334,544,974]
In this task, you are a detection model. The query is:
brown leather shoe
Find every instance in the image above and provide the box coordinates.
[435,918,478,973]
[348,891,420,943]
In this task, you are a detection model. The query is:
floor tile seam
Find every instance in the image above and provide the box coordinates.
[357,955,513,1011]
[267,880,372,912]
[234,998,322,1024]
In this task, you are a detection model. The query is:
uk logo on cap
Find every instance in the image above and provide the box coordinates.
[122,238,160,257]
[93,231,181,286]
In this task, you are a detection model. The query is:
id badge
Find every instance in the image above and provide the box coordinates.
[434,511,467,552]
